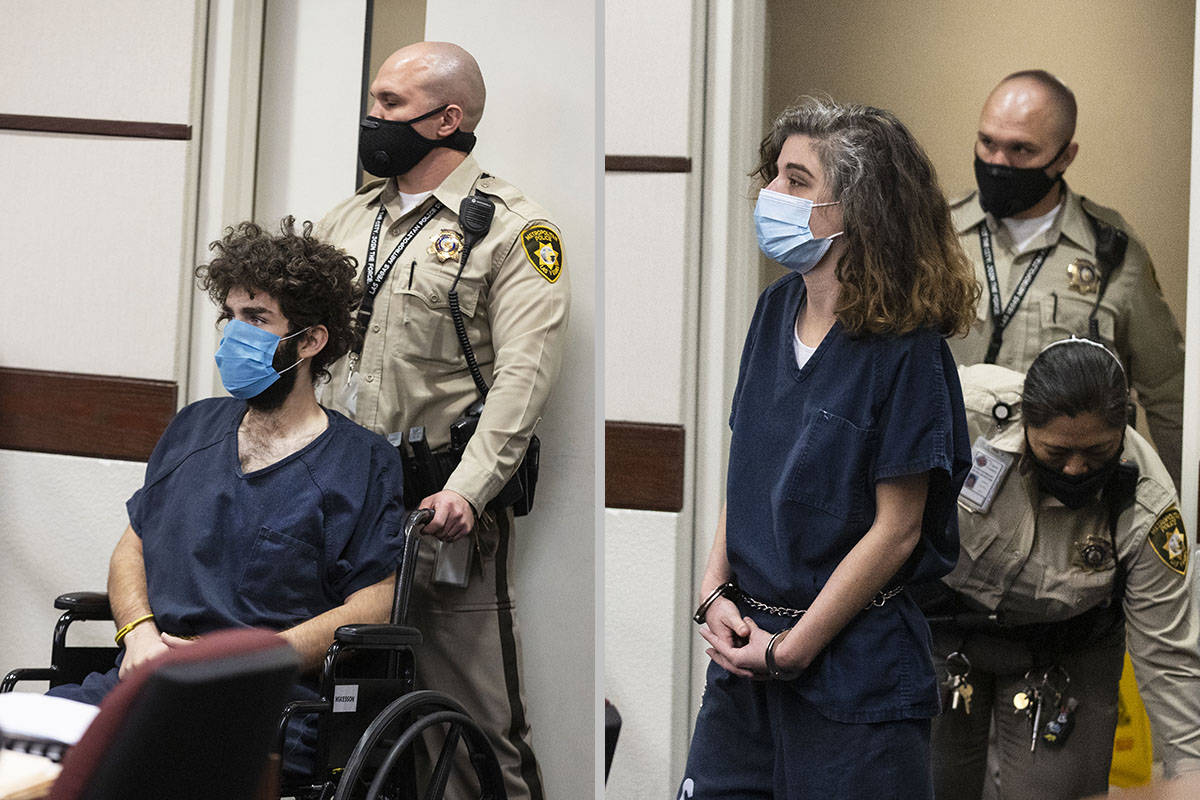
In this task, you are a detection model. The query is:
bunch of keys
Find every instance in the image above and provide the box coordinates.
[1012,666,1073,752]
[941,651,973,715]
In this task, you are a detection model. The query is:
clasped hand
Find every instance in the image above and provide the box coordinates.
[698,597,778,679]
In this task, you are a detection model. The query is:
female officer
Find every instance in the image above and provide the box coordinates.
[930,338,1200,798]
[678,97,978,799]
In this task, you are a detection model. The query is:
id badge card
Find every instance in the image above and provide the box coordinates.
[958,436,1015,514]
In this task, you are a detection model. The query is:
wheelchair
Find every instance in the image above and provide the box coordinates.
[2,508,506,800]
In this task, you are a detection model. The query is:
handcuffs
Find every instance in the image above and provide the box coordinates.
[692,582,801,681]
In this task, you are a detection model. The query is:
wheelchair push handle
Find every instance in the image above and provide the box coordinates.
[390,508,435,626]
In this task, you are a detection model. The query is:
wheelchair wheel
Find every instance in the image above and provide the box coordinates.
[332,690,505,800]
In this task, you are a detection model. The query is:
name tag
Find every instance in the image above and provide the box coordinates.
[333,684,359,713]
[958,436,1015,514]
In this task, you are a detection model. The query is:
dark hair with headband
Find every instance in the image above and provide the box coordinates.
[1022,339,1128,429]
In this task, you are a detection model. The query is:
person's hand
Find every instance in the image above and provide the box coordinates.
[117,623,167,680]
[701,596,750,651]
[160,633,199,650]
[420,490,476,542]
[699,615,772,679]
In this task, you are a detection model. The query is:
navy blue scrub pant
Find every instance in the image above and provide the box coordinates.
[679,661,933,800]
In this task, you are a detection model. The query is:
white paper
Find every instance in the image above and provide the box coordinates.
[0,692,99,745]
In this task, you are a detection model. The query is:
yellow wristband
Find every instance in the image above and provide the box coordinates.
[114,613,156,646]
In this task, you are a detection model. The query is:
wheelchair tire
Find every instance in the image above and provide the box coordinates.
[333,690,503,800]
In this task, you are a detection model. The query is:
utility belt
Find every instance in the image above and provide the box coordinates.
[393,399,539,517]
[921,583,1125,653]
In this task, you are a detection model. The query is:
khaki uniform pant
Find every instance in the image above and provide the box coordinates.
[931,623,1124,800]
[408,507,544,800]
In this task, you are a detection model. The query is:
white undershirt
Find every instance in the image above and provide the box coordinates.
[397,190,434,219]
[1001,202,1062,253]
[793,312,819,369]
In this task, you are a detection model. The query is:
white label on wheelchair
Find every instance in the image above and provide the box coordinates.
[333,684,359,713]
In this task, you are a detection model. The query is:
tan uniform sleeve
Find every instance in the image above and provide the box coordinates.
[1115,240,1184,488]
[1121,486,1200,776]
[442,221,570,510]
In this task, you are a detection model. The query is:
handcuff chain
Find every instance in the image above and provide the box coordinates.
[694,582,905,624]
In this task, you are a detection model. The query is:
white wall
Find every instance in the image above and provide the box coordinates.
[421,3,598,797]
[603,0,703,797]
[0,0,203,682]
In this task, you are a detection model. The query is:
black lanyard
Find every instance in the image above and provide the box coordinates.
[351,199,444,356]
[978,225,1053,363]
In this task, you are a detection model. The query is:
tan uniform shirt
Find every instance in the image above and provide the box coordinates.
[949,187,1184,487]
[948,363,1200,775]
[317,154,569,511]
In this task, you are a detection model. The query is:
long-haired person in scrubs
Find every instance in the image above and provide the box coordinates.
[678,97,979,799]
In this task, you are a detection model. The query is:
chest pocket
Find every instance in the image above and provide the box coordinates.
[393,264,482,364]
[238,526,323,620]
[785,409,874,525]
[1039,292,1117,349]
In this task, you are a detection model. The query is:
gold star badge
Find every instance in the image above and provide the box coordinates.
[428,230,464,263]
[1066,259,1099,295]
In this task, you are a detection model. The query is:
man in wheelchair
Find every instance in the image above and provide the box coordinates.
[45,218,409,778]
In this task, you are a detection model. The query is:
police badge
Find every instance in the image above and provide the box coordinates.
[1148,505,1188,575]
[1066,258,1099,295]
[428,229,464,262]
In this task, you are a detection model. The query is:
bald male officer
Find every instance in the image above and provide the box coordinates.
[949,70,1184,488]
[317,41,568,800]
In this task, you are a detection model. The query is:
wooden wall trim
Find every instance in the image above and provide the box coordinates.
[0,368,177,462]
[605,420,686,513]
[605,155,692,173]
[0,113,192,141]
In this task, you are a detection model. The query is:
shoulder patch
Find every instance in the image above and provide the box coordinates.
[1147,505,1188,575]
[521,225,563,283]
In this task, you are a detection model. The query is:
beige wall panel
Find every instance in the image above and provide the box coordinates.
[765,0,1193,328]
[605,0,696,155]
[0,450,146,689]
[604,507,688,800]
[605,173,690,424]
[423,3,597,797]
[0,0,198,122]
[255,0,368,227]
[0,133,189,379]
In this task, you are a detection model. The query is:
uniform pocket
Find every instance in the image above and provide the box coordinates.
[785,409,874,524]
[1040,292,1117,349]
[393,266,481,364]
[239,526,322,619]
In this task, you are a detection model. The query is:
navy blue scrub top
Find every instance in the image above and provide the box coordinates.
[126,397,407,637]
[726,274,970,722]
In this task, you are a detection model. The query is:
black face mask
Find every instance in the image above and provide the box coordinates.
[358,105,477,178]
[973,140,1070,219]
[1028,442,1122,510]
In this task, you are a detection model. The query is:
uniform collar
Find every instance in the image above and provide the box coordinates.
[955,183,1091,255]
[367,153,485,222]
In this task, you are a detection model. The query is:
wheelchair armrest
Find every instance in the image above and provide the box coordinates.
[334,624,422,648]
[1,667,57,693]
[54,592,113,619]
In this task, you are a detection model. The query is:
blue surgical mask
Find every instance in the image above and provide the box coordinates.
[754,188,843,274]
[214,319,308,400]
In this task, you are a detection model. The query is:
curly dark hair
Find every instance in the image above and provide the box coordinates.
[754,97,980,338]
[195,216,362,384]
